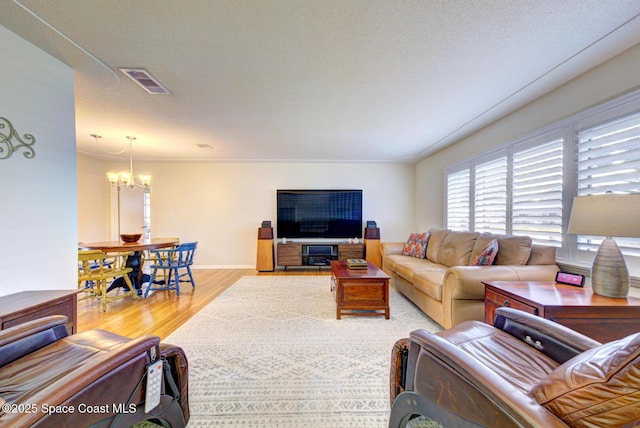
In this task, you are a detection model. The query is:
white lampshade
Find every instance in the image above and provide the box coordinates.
[568,194,640,237]
[568,193,640,298]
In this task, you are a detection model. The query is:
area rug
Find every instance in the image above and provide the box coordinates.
[165,275,442,427]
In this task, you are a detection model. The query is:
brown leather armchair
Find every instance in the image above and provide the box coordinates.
[389,307,640,427]
[0,316,189,427]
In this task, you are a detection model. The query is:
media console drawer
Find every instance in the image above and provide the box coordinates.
[276,242,363,268]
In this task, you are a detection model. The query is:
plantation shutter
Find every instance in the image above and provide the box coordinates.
[474,157,507,234]
[446,169,470,231]
[576,110,640,256]
[512,138,564,246]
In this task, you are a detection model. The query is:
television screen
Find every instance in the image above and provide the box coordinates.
[277,190,363,239]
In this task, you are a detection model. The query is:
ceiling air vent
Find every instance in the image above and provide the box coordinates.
[119,68,171,95]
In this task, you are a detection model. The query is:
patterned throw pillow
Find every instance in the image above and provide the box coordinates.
[402,233,417,256]
[402,232,430,258]
[472,239,498,266]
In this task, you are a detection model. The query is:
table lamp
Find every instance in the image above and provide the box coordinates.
[568,193,640,298]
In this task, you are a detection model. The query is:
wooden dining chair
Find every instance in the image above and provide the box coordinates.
[144,242,197,297]
[78,250,138,311]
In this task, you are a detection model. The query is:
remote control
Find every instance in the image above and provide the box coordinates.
[144,360,163,413]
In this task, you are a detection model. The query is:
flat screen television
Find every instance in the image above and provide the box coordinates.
[277,189,363,239]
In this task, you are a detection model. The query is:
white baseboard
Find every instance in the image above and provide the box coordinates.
[191,264,256,270]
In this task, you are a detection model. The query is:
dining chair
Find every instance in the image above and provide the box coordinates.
[78,250,138,311]
[144,242,198,297]
[142,237,180,279]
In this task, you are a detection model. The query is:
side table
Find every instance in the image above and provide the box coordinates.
[0,289,79,334]
[483,280,640,343]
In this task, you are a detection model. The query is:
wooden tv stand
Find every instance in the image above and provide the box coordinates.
[277,242,363,269]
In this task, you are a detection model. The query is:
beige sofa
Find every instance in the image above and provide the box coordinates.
[382,229,559,329]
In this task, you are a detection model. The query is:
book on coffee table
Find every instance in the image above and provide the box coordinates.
[347,259,368,269]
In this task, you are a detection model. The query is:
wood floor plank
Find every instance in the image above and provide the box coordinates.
[77,268,329,340]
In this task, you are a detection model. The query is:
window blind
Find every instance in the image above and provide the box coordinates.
[475,157,507,234]
[577,111,640,256]
[446,169,470,231]
[512,138,564,247]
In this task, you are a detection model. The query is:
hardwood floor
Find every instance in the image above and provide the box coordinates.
[77,268,329,340]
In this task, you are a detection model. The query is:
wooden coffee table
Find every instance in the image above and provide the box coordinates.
[330,260,390,319]
[484,280,640,342]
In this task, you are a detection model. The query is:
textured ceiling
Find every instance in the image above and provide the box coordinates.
[2,0,640,163]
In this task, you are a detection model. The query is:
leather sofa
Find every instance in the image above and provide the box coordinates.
[389,307,640,427]
[0,316,189,427]
[382,229,559,328]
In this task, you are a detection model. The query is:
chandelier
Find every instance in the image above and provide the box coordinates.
[92,134,151,188]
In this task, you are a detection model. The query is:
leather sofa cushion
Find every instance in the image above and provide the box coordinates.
[437,321,559,393]
[426,229,449,262]
[412,268,447,301]
[395,257,434,281]
[531,332,640,427]
[527,244,557,265]
[494,235,532,265]
[435,231,479,267]
[0,329,132,405]
[383,254,406,272]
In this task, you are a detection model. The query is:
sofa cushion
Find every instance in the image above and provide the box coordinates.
[468,233,496,265]
[412,267,448,302]
[531,332,640,427]
[401,232,430,258]
[395,257,433,281]
[435,231,479,267]
[383,254,407,272]
[527,245,557,265]
[472,238,499,266]
[426,229,449,262]
[494,235,532,266]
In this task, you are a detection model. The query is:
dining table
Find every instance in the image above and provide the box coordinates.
[78,238,179,294]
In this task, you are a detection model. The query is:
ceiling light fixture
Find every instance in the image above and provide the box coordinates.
[92,134,151,188]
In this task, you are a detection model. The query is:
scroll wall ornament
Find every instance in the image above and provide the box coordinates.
[0,116,36,160]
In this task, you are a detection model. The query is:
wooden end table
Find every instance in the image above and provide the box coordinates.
[483,280,640,343]
[0,290,79,334]
[330,260,390,319]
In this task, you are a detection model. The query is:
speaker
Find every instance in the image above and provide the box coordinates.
[258,227,273,240]
[364,227,380,239]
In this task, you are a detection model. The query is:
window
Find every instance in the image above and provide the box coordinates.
[143,189,151,239]
[475,157,507,234]
[575,110,640,260]
[446,169,470,231]
[444,89,640,271]
[512,138,563,247]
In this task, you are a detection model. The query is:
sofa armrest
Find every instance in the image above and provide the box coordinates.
[494,307,601,363]
[381,241,404,257]
[406,329,567,427]
[443,265,560,300]
[4,334,161,427]
[160,342,190,423]
[0,315,69,367]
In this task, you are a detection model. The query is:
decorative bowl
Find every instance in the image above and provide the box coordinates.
[120,233,142,243]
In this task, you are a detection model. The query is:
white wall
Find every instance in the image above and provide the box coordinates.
[77,154,110,242]
[416,42,640,230]
[0,25,77,296]
[77,158,416,267]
